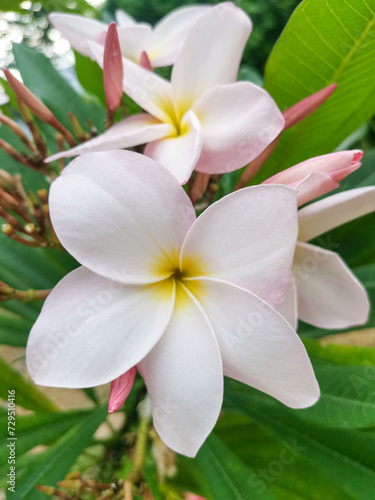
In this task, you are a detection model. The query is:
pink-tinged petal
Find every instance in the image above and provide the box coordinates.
[46,114,173,162]
[294,242,369,329]
[50,151,196,284]
[150,5,210,67]
[276,276,298,329]
[190,278,319,408]
[49,13,107,57]
[298,187,375,242]
[265,150,362,205]
[192,82,284,174]
[108,367,137,413]
[294,172,339,207]
[88,40,175,125]
[117,25,153,63]
[115,9,137,27]
[138,283,223,457]
[185,495,206,500]
[104,23,123,112]
[171,3,252,118]
[140,51,152,70]
[26,267,175,388]
[180,185,298,305]
[144,110,203,184]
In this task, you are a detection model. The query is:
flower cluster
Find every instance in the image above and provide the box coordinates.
[4,2,371,459]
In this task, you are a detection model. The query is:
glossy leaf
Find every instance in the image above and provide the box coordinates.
[253,0,375,183]
[225,379,375,500]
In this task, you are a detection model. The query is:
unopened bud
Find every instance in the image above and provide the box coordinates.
[103,23,123,112]
[57,479,81,490]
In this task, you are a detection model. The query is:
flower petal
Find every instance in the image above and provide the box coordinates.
[26,267,175,388]
[108,367,137,413]
[138,283,223,457]
[144,110,203,184]
[188,278,319,408]
[50,150,196,284]
[192,82,284,174]
[150,5,210,67]
[180,185,298,305]
[49,13,107,57]
[115,9,137,27]
[294,242,369,329]
[171,3,252,118]
[88,40,175,125]
[298,187,375,242]
[117,25,153,63]
[276,276,298,329]
[46,114,173,162]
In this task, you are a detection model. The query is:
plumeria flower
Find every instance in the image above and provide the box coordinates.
[264,151,374,329]
[49,5,210,67]
[47,3,284,185]
[27,150,319,457]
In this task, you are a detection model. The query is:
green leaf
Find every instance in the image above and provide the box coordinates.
[74,51,106,107]
[0,357,57,412]
[12,44,106,138]
[253,0,375,183]
[0,408,92,458]
[225,379,375,500]
[0,0,27,13]
[194,433,275,500]
[12,404,108,500]
[295,359,375,428]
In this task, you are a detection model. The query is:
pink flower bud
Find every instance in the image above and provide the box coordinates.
[103,22,123,112]
[264,150,362,205]
[140,51,152,71]
[108,366,137,413]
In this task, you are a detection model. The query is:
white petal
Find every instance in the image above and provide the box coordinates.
[26,267,175,388]
[298,187,375,242]
[187,277,319,408]
[117,25,153,63]
[144,110,203,184]
[88,40,175,125]
[49,13,107,57]
[180,185,298,305]
[294,242,369,329]
[115,9,137,27]
[138,283,223,457]
[171,3,252,118]
[50,150,196,284]
[150,6,210,67]
[276,275,298,329]
[192,82,284,174]
[46,114,173,162]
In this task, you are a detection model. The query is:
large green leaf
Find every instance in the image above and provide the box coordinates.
[253,0,375,183]
[194,433,275,500]
[214,414,353,500]
[11,404,108,500]
[304,338,375,366]
[225,379,375,500]
[12,44,106,138]
[295,359,375,428]
[0,357,57,412]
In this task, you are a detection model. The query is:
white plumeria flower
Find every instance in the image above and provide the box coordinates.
[26,150,319,457]
[47,3,284,185]
[281,188,375,329]
[49,5,210,67]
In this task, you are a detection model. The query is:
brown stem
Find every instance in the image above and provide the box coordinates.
[0,113,37,153]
